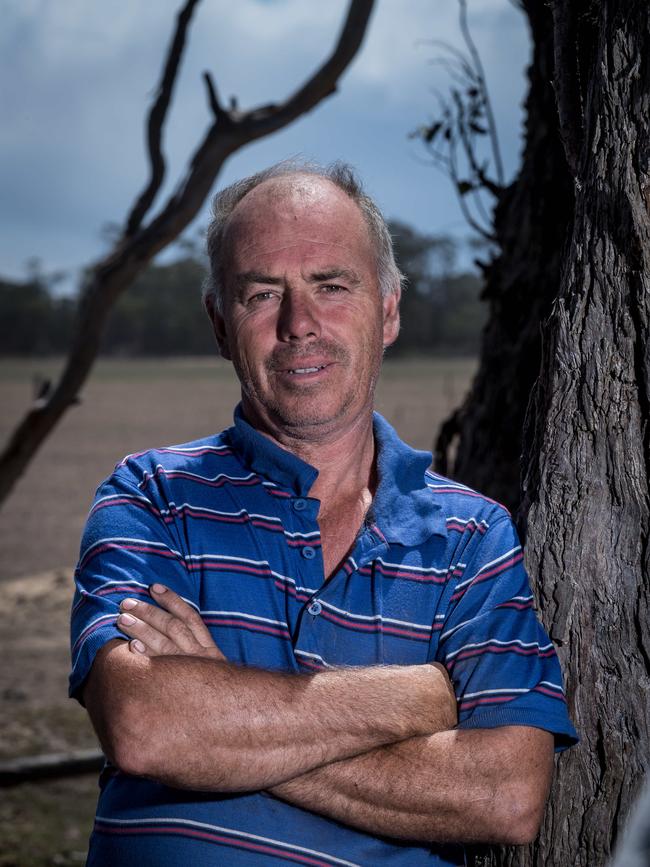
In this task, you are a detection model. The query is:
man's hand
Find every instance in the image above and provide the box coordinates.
[117,583,225,661]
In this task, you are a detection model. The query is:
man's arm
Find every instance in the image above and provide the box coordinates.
[270,725,553,845]
[104,586,553,845]
[84,585,456,793]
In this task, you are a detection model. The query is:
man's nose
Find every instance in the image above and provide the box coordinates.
[276,291,321,342]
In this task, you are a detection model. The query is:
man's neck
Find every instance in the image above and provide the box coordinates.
[249,407,377,507]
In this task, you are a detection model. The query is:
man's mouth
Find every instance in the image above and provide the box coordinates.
[287,365,327,375]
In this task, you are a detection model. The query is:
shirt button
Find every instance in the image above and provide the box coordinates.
[308,601,322,616]
[293,499,307,511]
[302,546,316,560]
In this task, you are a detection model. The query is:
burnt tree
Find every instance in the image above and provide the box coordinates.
[446,2,650,866]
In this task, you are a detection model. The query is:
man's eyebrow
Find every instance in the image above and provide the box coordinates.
[234,268,363,288]
[309,268,362,285]
[235,271,284,288]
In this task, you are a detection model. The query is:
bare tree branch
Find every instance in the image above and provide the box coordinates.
[0,0,376,508]
[125,0,202,236]
[458,0,505,187]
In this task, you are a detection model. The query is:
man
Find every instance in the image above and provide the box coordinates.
[70,161,578,866]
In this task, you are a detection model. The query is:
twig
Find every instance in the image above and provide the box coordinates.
[458,0,505,187]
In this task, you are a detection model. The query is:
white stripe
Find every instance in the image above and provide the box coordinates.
[94,577,150,593]
[157,503,281,522]
[294,649,333,668]
[185,554,271,566]
[539,680,564,692]
[284,529,321,540]
[79,612,117,634]
[453,545,521,591]
[374,557,448,576]
[462,687,530,699]
[273,573,319,596]
[426,479,472,492]
[446,638,546,660]
[446,515,490,529]
[80,537,184,562]
[201,610,288,629]
[156,444,230,453]
[73,614,118,661]
[95,815,361,866]
[141,466,257,485]
[316,598,431,632]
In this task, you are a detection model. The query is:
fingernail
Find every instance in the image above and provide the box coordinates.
[130,639,146,654]
[118,613,136,626]
[120,598,138,610]
[151,584,167,594]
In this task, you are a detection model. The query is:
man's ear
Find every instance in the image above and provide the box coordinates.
[382,284,401,349]
[204,296,232,360]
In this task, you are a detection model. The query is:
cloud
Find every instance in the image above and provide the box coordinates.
[0,0,529,284]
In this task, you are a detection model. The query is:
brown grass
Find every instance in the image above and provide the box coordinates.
[0,355,475,865]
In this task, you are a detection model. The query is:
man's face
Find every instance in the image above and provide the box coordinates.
[211,176,400,441]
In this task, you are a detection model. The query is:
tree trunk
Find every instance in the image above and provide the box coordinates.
[434,1,574,515]
[519,1,650,863]
[468,2,650,865]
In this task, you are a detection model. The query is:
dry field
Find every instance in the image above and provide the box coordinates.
[0,355,475,866]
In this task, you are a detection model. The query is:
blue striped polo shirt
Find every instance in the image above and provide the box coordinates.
[70,407,578,867]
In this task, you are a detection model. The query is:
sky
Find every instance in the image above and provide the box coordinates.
[1,0,530,292]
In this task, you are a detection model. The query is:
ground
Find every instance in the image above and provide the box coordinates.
[0,356,475,866]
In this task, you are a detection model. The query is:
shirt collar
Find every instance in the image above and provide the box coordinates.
[228,405,319,496]
[370,412,447,545]
[228,404,446,545]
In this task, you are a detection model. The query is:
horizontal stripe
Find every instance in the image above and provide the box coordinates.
[446,516,489,534]
[139,466,260,490]
[450,552,524,602]
[119,444,233,465]
[446,638,553,661]
[94,816,359,867]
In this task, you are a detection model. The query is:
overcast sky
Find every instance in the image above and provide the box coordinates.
[1,0,530,291]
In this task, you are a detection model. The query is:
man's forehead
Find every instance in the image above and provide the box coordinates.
[227,175,364,233]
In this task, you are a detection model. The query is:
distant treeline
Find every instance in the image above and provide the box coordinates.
[0,221,486,357]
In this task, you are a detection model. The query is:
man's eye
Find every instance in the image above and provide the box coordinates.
[322,284,346,294]
[248,290,275,304]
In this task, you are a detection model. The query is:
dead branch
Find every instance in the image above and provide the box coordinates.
[125,0,202,236]
[0,0,376,508]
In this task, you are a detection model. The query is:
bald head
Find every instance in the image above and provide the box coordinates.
[203,160,403,314]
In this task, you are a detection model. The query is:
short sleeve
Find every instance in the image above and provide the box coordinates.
[69,465,198,702]
[438,515,578,750]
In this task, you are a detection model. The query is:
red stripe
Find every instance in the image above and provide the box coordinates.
[95,823,338,866]
[533,685,566,700]
[203,618,290,639]
[450,553,523,600]
[453,644,543,661]
[459,694,518,710]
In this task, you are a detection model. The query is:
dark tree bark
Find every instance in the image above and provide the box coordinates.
[434,1,574,515]
[455,2,650,865]
[519,1,650,863]
[0,0,375,508]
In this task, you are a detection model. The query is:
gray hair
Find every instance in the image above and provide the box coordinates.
[202,159,404,313]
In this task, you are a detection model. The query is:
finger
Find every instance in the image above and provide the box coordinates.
[129,638,148,655]
[149,584,223,653]
[117,605,198,655]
